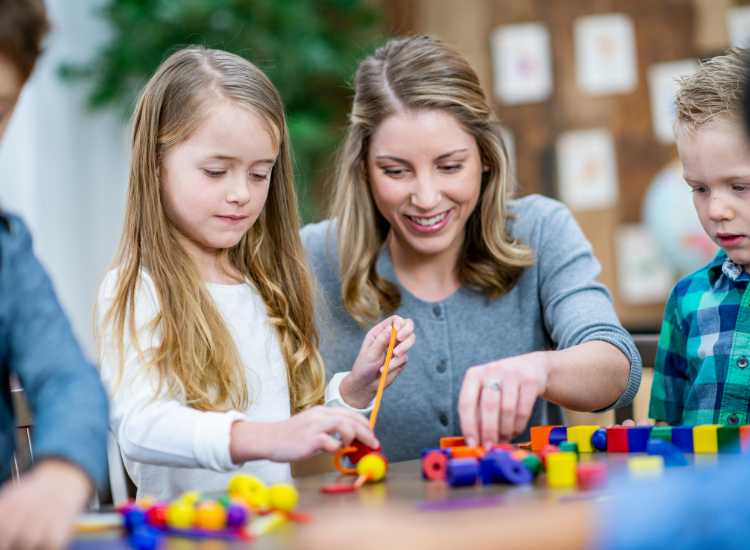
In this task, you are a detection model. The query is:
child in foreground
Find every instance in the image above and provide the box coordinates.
[0,1,109,549]
[648,47,750,427]
[98,46,415,501]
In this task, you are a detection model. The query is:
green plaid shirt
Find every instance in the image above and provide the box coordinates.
[650,251,750,426]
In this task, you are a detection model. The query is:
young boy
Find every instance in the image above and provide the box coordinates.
[0,1,109,549]
[649,47,750,427]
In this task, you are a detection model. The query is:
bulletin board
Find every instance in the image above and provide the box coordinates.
[385,0,750,332]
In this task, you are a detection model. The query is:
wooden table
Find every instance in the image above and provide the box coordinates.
[73,452,709,550]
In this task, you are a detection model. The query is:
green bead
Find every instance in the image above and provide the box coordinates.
[717,426,741,454]
[217,496,231,509]
[522,454,543,476]
[559,441,579,455]
[649,427,672,443]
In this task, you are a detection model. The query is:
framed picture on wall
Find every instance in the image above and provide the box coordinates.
[490,22,553,105]
[647,59,698,145]
[573,13,638,97]
[615,224,676,304]
[727,5,750,47]
[555,128,619,212]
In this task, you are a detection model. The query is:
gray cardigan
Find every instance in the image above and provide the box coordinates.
[301,194,641,462]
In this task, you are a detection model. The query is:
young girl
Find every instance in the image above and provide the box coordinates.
[97,46,414,500]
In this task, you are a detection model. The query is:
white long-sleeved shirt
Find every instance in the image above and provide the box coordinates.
[98,269,366,501]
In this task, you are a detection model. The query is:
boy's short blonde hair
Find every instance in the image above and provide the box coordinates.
[674,47,750,138]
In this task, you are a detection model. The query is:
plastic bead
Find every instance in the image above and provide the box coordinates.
[268,482,299,511]
[546,452,577,488]
[548,426,567,446]
[195,501,226,530]
[124,509,146,533]
[129,526,159,550]
[146,504,168,527]
[649,426,672,443]
[490,442,514,452]
[671,426,694,453]
[693,425,719,453]
[647,439,688,467]
[492,456,533,485]
[576,462,607,490]
[521,454,543,476]
[559,441,579,456]
[440,436,465,448]
[228,474,269,509]
[539,444,560,469]
[607,426,629,452]
[511,450,530,460]
[422,450,449,481]
[628,456,664,479]
[451,445,485,459]
[590,428,607,452]
[226,503,249,527]
[530,425,561,452]
[166,502,196,528]
[741,425,750,453]
[627,426,652,452]
[178,491,201,506]
[446,458,479,487]
[717,426,741,454]
[566,426,599,453]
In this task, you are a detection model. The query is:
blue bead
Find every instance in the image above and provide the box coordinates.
[446,458,479,487]
[124,509,146,533]
[492,457,533,485]
[129,526,160,550]
[671,426,694,453]
[548,426,567,446]
[647,439,688,467]
[627,426,652,452]
[591,428,607,452]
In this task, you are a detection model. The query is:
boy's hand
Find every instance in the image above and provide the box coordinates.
[0,459,92,550]
[339,316,415,409]
[230,407,379,463]
[617,419,668,427]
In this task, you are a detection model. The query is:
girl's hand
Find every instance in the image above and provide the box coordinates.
[457,351,550,449]
[339,316,416,409]
[230,406,378,463]
[0,459,92,550]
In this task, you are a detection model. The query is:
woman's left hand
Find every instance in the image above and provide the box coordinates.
[457,351,550,449]
[339,316,415,409]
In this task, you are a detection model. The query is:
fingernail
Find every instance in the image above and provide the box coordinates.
[466,437,477,447]
[374,438,380,447]
[394,348,401,357]
[483,441,495,452]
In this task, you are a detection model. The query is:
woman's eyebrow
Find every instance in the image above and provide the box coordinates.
[375,155,409,163]
[435,148,469,160]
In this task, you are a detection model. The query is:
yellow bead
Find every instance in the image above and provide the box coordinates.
[228,474,268,509]
[195,500,226,530]
[566,426,600,453]
[268,482,299,511]
[628,456,664,479]
[166,502,196,528]
[546,452,577,488]
[693,425,720,453]
[178,491,202,506]
[356,453,388,482]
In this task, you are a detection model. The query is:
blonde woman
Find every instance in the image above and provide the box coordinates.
[97,47,415,501]
[302,36,640,461]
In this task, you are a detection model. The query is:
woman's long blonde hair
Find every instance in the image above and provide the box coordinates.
[99,46,325,414]
[331,36,534,325]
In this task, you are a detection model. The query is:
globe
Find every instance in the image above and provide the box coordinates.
[642,159,718,277]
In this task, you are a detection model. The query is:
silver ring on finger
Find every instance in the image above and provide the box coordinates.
[482,380,502,391]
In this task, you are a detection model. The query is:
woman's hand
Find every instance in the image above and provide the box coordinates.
[339,316,415,409]
[457,351,550,449]
[0,459,92,550]
[230,406,378,463]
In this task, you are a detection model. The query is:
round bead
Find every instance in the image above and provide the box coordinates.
[129,526,159,550]
[548,426,568,446]
[268,482,299,511]
[195,500,226,530]
[166,502,196,528]
[226,503,249,527]
[123,509,146,533]
[591,428,608,452]
[521,454,543,476]
[177,491,201,506]
[356,453,389,483]
[445,458,479,487]
[577,462,608,491]
[559,441,579,455]
[228,474,269,509]
[539,444,560,469]
[422,450,448,481]
[146,504,168,527]
[138,495,156,510]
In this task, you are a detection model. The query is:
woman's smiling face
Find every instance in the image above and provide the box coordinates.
[366,109,484,259]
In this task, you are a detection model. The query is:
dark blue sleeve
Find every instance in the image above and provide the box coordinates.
[6,217,109,488]
[591,457,750,550]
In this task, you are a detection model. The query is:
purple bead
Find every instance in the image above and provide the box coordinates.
[226,504,248,526]
[548,426,567,446]
[445,458,479,487]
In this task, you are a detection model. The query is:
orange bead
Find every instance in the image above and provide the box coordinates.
[194,501,226,530]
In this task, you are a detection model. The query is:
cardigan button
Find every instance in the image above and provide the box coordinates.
[436,361,446,373]
[433,306,441,317]
[738,357,748,369]
[439,413,449,426]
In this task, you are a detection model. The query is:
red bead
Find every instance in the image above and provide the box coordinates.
[491,443,514,452]
[607,427,630,452]
[422,450,448,481]
[577,462,608,490]
[146,504,168,527]
[538,444,560,469]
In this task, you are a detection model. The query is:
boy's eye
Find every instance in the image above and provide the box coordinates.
[733,184,750,192]
[691,186,707,194]
[203,169,226,178]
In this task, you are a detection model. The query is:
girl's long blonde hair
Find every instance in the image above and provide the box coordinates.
[331,36,535,325]
[99,46,325,414]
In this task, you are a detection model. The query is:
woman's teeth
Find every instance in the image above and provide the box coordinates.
[410,212,447,226]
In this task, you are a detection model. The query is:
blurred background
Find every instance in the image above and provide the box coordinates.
[2,0,748,421]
